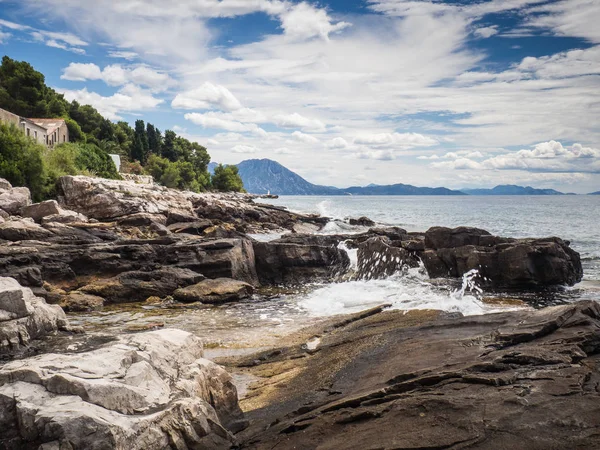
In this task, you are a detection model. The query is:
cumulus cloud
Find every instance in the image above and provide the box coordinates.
[353,132,437,148]
[474,25,498,38]
[274,147,297,154]
[61,63,173,90]
[184,112,268,137]
[172,82,242,111]
[280,2,351,41]
[327,137,350,149]
[232,144,258,154]
[59,84,163,120]
[292,131,320,144]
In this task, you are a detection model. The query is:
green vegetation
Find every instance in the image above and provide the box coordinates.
[0,56,244,194]
[212,164,245,192]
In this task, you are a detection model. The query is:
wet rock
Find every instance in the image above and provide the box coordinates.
[425,226,492,249]
[355,237,420,280]
[0,329,244,448]
[238,301,600,450]
[0,277,69,356]
[78,268,205,304]
[59,292,104,312]
[254,240,350,285]
[349,216,375,227]
[0,218,54,241]
[0,186,31,215]
[174,278,255,304]
[422,236,583,288]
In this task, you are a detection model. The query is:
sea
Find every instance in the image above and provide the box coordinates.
[255,195,600,316]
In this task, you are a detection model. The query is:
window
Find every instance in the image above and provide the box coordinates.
[26,128,30,137]
[34,131,37,139]
[63,135,66,142]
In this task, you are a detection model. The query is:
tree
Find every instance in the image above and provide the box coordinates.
[211,164,244,192]
[0,123,46,201]
[162,130,177,161]
[147,123,162,155]
[131,120,149,163]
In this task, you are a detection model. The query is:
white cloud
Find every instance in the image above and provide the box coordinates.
[280,2,351,41]
[61,63,102,81]
[0,19,29,31]
[31,30,87,54]
[59,84,163,120]
[474,25,498,38]
[527,0,600,44]
[353,132,437,148]
[61,63,173,90]
[274,147,297,154]
[184,112,268,137]
[0,31,11,44]
[172,82,242,111]
[327,137,350,149]
[417,154,440,160]
[272,113,326,132]
[108,51,138,60]
[292,131,320,144]
[232,144,258,154]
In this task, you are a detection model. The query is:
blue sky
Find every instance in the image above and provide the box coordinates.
[0,0,599,193]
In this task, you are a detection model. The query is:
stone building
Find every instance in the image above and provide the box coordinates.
[0,107,69,147]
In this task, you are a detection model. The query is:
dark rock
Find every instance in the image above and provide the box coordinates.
[253,241,350,285]
[59,292,104,312]
[355,237,420,280]
[116,213,167,226]
[237,301,600,450]
[174,278,254,304]
[167,220,214,235]
[425,226,492,249]
[348,216,375,227]
[0,219,54,241]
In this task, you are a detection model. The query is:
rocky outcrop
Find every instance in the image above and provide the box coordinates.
[356,237,420,279]
[234,301,600,449]
[348,216,375,227]
[0,181,31,215]
[174,278,254,304]
[253,240,350,285]
[0,277,69,356]
[421,229,583,288]
[0,218,54,241]
[0,328,245,449]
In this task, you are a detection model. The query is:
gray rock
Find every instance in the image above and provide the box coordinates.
[0,178,12,191]
[41,210,88,225]
[0,219,55,241]
[0,277,69,355]
[20,200,63,222]
[59,292,104,312]
[174,278,254,304]
[0,329,244,448]
[425,226,492,249]
[355,237,420,280]
[0,186,31,215]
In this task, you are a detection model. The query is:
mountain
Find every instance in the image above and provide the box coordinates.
[236,159,340,195]
[230,159,465,195]
[461,185,566,195]
[589,191,600,195]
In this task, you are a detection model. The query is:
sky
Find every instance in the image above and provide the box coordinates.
[0,0,599,193]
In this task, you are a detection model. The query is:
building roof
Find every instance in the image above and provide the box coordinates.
[28,118,66,134]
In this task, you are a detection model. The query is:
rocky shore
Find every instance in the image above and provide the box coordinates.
[0,175,596,449]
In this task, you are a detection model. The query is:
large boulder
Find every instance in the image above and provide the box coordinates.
[78,268,204,304]
[0,277,69,355]
[0,186,31,215]
[174,278,254,304]
[425,226,492,249]
[20,200,62,222]
[253,240,350,284]
[421,236,583,288]
[0,178,12,191]
[0,218,54,241]
[0,329,245,448]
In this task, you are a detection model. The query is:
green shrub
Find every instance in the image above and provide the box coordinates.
[211,164,245,192]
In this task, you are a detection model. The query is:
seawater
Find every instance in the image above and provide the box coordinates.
[257,195,600,317]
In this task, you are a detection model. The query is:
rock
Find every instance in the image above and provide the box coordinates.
[0,178,12,191]
[0,236,259,289]
[422,236,583,288]
[20,200,62,222]
[168,220,214,235]
[79,268,205,304]
[174,278,254,304]
[42,222,102,244]
[0,329,244,448]
[41,210,88,225]
[0,186,31,215]
[253,240,351,285]
[425,226,492,249]
[59,292,104,312]
[116,212,167,226]
[349,216,375,227]
[0,277,69,355]
[0,209,8,219]
[292,222,321,234]
[237,301,600,450]
[167,211,200,225]
[0,219,54,241]
[149,221,171,236]
[355,237,420,280]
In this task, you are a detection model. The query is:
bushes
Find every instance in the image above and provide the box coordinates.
[212,164,245,192]
[145,154,210,192]
[0,123,46,201]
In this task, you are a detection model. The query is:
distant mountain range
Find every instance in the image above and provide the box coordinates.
[589,191,600,195]
[209,159,582,196]
[460,185,566,196]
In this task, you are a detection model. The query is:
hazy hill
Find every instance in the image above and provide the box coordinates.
[461,185,565,195]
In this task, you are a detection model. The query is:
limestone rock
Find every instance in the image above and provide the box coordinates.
[0,178,12,191]
[0,186,31,215]
[41,209,88,225]
[0,277,69,355]
[174,278,254,304]
[0,219,54,241]
[0,329,244,449]
[20,200,62,222]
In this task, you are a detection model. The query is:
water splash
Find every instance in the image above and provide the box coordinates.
[337,240,358,271]
[451,269,483,300]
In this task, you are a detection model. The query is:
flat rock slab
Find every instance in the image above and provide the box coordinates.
[174,278,254,304]
[235,301,600,450]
